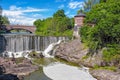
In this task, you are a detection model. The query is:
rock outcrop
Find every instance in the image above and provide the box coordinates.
[0,57,38,80]
[55,39,86,62]
[90,69,120,80]
[55,39,103,67]
[54,39,120,80]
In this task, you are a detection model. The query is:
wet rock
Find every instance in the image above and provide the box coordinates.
[90,69,120,80]
[54,39,120,80]
[29,51,44,58]
[55,39,86,63]
[0,65,6,75]
[55,39,104,67]
[0,57,38,80]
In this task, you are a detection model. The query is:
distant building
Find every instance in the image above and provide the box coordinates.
[74,12,86,27]
[73,13,86,39]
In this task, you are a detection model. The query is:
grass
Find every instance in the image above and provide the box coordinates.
[33,57,81,67]
[55,57,80,67]
[93,65,117,71]
[33,58,57,66]
[15,57,24,64]
[82,55,89,60]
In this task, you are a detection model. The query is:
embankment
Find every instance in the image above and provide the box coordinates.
[55,39,120,80]
[0,57,38,80]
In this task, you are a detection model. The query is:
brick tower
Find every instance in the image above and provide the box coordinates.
[73,13,85,39]
[74,12,86,27]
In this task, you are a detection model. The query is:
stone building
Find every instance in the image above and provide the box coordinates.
[73,12,86,38]
[74,12,86,27]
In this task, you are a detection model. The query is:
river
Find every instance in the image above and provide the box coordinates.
[0,34,97,80]
[24,58,97,80]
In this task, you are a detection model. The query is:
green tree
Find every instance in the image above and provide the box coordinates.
[34,18,52,35]
[0,16,10,33]
[34,9,73,36]
[77,9,85,14]
[34,19,44,32]
[100,0,107,3]
[51,9,73,36]
[0,16,10,25]
[53,9,66,18]
[80,0,120,54]
[84,0,100,11]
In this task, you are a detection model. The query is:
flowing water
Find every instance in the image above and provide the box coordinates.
[0,34,68,57]
[23,58,97,80]
[0,34,96,80]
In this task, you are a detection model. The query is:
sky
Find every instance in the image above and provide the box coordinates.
[0,0,84,25]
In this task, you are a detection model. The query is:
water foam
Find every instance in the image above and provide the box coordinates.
[43,40,62,57]
[43,63,97,80]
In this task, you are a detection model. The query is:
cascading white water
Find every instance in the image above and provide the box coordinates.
[0,34,68,58]
[43,40,62,57]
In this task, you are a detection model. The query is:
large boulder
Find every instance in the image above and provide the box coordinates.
[55,39,103,67]
[54,39,120,80]
[90,69,120,80]
[0,57,38,80]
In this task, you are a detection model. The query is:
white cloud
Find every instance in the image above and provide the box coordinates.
[58,4,65,9]
[9,16,36,25]
[10,5,22,10]
[9,5,48,12]
[68,1,84,9]
[2,5,48,25]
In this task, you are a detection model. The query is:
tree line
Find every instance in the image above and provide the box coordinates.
[34,9,74,36]
[0,6,10,33]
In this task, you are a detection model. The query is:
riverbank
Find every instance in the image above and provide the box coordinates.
[54,39,120,80]
[0,57,39,80]
[90,69,120,80]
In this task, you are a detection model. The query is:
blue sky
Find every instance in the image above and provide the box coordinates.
[1,0,84,25]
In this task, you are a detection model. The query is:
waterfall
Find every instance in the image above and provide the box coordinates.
[0,34,68,58]
[43,40,62,57]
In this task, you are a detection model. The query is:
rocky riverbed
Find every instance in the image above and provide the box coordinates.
[0,57,38,80]
[90,69,120,80]
[55,39,120,80]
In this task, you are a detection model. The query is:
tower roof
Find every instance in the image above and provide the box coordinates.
[74,13,86,17]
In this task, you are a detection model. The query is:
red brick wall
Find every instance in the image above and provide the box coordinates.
[74,17,85,27]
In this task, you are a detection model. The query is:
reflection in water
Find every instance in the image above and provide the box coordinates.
[33,58,57,67]
[23,67,52,80]
[24,58,56,80]
[24,58,96,80]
